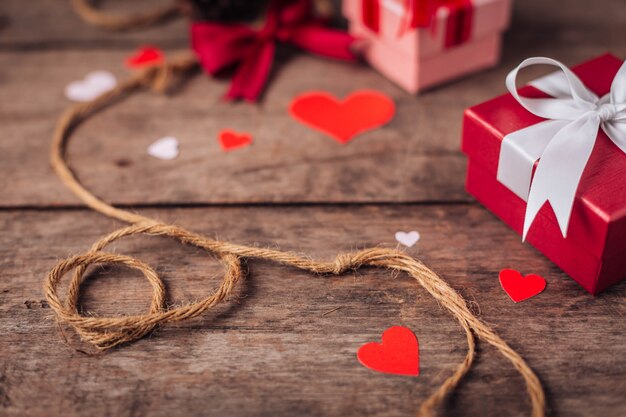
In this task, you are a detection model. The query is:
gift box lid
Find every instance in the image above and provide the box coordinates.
[343,0,511,60]
[462,53,626,260]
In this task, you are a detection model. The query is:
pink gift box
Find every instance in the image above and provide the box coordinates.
[343,0,512,93]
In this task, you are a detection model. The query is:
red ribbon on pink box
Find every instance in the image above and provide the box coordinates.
[344,0,511,93]
[360,0,474,47]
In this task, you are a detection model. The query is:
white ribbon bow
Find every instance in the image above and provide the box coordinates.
[497,57,626,240]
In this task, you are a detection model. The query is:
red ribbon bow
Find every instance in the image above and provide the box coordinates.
[403,0,473,46]
[362,0,473,47]
[191,0,357,101]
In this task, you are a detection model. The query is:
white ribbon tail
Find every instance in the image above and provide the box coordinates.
[498,120,570,201]
[522,114,601,240]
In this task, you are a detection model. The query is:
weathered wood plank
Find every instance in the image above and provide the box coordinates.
[0,48,469,207]
[1,205,625,417]
[2,0,625,207]
[0,0,189,49]
[2,43,624,207]
[1,0,625,49]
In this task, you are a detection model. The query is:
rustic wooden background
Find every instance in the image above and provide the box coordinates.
[1,1,625,417]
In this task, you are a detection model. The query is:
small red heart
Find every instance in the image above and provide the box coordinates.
[499,269,547,303]
[289,90,395,144]
[125,46,164,69]
[357,326,419,376]
[218,129,253,151]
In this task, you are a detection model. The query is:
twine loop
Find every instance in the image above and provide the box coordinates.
[49,251,165,349]
[45,223,245,350]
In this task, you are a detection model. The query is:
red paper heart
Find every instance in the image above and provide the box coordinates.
[499,269,547,303]
[357,326,419,376]
[125,46,164,68]
[218,129,253,151]
[289,90,395,144]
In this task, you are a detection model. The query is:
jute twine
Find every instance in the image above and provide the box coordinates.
[70,0,181,31]
[44,2,546,417]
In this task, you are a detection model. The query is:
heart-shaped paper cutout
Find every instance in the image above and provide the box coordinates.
[357,326,419,376]
[65,71,117,102]
[395,231,420,247]
[499,269,547,303]
[219,129,253,151]
[289,90,395,144]
[148,136,179,160]
[125,46,164,69]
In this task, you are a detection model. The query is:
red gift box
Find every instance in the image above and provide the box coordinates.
[462,54,626,294]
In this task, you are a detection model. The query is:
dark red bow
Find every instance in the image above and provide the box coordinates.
[191,0,357,101]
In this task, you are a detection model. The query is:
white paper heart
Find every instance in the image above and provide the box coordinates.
[64,70,117,102]
[148,136,179,160]
[395,231,420,247]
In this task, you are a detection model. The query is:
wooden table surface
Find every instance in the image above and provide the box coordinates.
[1,1,625,417]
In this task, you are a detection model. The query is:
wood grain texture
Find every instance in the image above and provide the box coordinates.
[1,0,625,48]
[0,0,188,49]
[1,1,625,416]
[1,0,625,207]
[1,49,468,207]
[1,206,625,417]
[2,46,625,207]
